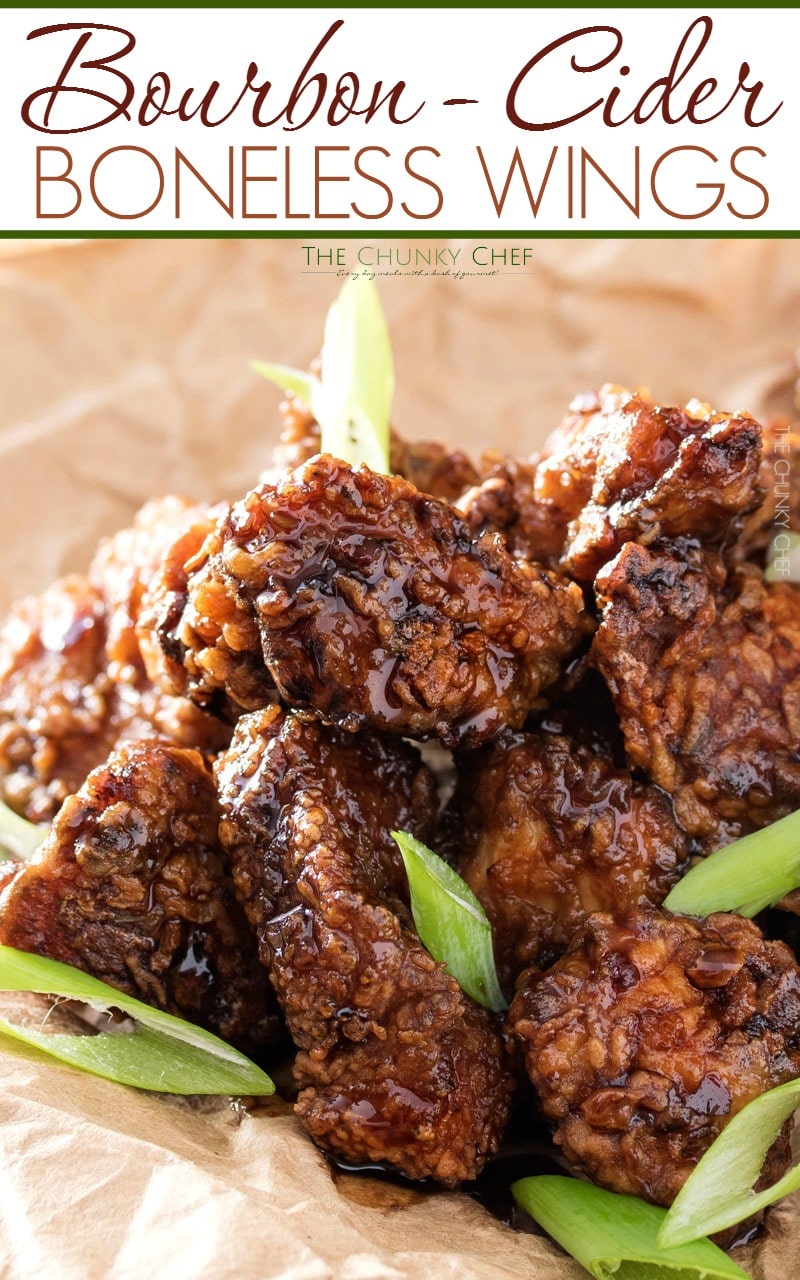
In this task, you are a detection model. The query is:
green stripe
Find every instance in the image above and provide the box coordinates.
[6,2,779,9]
[1,230,798,240]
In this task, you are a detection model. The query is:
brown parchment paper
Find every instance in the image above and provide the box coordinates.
[1,238,800,1280]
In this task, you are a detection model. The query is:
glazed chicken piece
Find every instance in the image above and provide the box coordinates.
[458,455,566,567]
[508,908,800,1208]
[138,505,279,723]
[460,386,763,581]
[0,576,116,821]
[389,432,480,503]
[457,392,621,567]
[215,707,513,1184]
[268,393,480,501]
[0,501,230,823]
[443,730,688,988]
[89,497,217,676]
[591,540,800,846]
[0,575,227,824]
[548,388,764,582]
[159,456,589,748]
[133,498,274,722]
[0,741,281,1054]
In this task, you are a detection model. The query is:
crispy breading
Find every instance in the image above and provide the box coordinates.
[459,387,763,580]
[0,570,229,823]
[548,388,764,581]
[591,541,800,845]
[443,730,687,987]
[508,909,800,1206]
[215,707,513,1184]
[90,497,215,676]
[458,455,567,566]
[138,506,278,721]
[0,741,281,1053]
[163,456,589,747]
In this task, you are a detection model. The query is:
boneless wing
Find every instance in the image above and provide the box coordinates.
[458,455,566,567]
[553,390,764,582]
[0,576,114,821]
[459,387,763,582]
[0,741,281,1053]
[444,729,688,987]
[89,497,217,676]
[591,541,800,845]
[0,499,230,823]
[160,456,589,748]
[215,707,513,1184]
[508,909,800,1208]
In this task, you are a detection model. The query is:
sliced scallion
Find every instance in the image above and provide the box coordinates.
[512,1176,750,1280]
[253,277,393,473]
[664,807,800,918]
[0,798,45,863]
[250,362,318,408]
[0,945,274,1096]
[659,1078,800,1248]
[316,275,393,473]
[391,830,506,1014]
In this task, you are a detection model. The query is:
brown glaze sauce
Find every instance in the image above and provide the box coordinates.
[325,1139,765,1253]
[252,1081,765,1252]
[325,1104,565,1232]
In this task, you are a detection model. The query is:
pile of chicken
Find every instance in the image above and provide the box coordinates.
[1,385,800,1214]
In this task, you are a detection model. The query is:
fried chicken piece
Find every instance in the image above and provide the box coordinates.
[0,576,112,819]
[443,731,687,988]
[551,388,764,582]
[389,433,479,503]
[459,386,763,578]
[132,494,273,720]
[460,389,633,570]
[591,541,800,845]
[268,394,324,473]
[508,908,800,1207]
[458,455,567,566]
[216,707,513,1183]
[163,456,589,747]
[0,502,230,823]
[267,394,479,501]
[0,741,281,1053]
[137,499,279,721]
[0,577,230,823]
[89,497,216,676]
[735,419,800,564]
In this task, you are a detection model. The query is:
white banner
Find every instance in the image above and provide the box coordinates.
[0,7,796,231]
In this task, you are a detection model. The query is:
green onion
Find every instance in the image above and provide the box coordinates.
[253,277,393,473]
[0,798,45,863]
[663,807,800,918]
[0,945,274,1096]
[659,1078,800,1248]
[250,362,318,408]
[316,275,393,473]
[512,1176,750,1280]
[391,830,506,1014]
[765,531,800,583]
